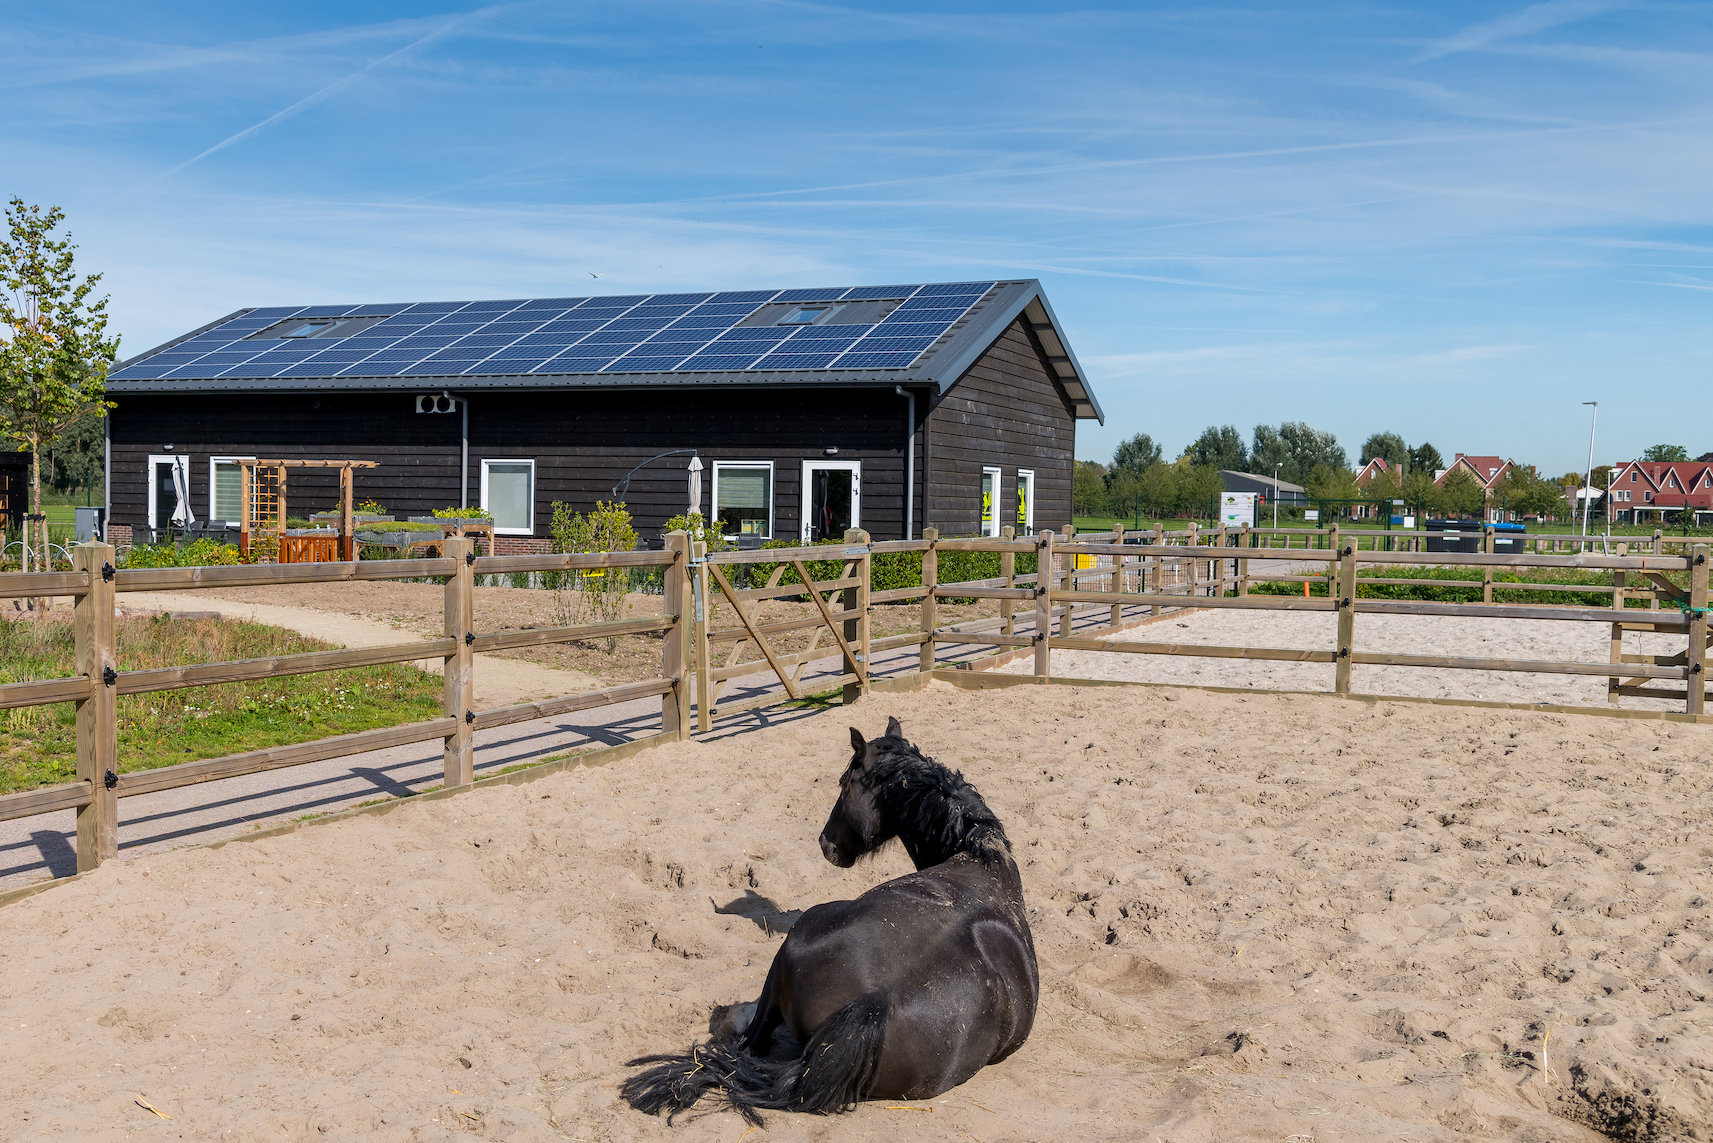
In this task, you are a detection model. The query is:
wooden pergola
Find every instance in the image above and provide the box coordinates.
[239,459,378,562]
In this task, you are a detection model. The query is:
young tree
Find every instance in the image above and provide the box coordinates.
[1401,469,1442,515]
[48,405,104,499]
[1136,461,1177,518]
[1359,431,1408,470]
[0,200,119,573]
[1304,463,1360,505]
[1073,460,1109,517]
[1409,441,1443,476]
[1641,443,1690,462]
[1171,459,1225,520]
[1439,468,1484,517]
[1110,432,1162,477]
[1183,424,1247,472]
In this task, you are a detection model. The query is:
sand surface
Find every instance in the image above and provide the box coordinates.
[3,682,1711,1141]
[1012,606,1694,713]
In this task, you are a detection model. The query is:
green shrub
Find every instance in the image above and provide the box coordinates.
[120,539,245,568]
[433,506,492,519]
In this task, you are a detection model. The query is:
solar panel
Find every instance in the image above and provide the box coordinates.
[775,288,847,302]
[120,281,1009,382]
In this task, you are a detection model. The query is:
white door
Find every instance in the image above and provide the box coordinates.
[801,461,861,542]
[147,454,186,534]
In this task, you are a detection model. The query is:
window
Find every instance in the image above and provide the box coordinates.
[481,459,535,534]
[281,320,336,338]
[778,308,826,325]
[1631,471,1638,482]
[712,462,773,538]
[980,466,1001,538]
[209,456,247,523]
[1015,468,1035,533]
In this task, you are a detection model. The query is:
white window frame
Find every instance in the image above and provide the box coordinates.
[1015,468,1035,534]
[710,461,775,540]
[208,456,249,524]
[799,460,861,542]
[980,466,1002,538]
[480,458,536,535]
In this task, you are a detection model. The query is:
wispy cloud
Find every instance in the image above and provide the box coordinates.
[1415,0,1628,62]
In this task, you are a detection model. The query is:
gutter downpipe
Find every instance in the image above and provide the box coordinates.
[449,390,468,510]
[896,385,915,540]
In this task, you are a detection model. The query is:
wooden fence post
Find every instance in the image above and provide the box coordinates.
[441,535,475,788]
[74,542,117,872]
[1058,529,1074,638]
[693,541,712,733]
[1483,526,1495,605]
[997,525,1014,637]
[661,531,691,740]
[1034,531,1053,679]
[920,527,940,672]
[1239,522,1251,596]
[1108,525,1124,630]
[1187,521,1200,597]
[1152,523,1164,615]
[1689,544,1708,716]
[843,529,870,704]
[1609,542,1628,705]
[1334,538,1358,695]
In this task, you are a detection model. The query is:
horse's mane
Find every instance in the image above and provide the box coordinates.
[862,734,1012,868]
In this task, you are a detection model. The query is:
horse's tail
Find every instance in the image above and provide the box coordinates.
[622,994,887,1126]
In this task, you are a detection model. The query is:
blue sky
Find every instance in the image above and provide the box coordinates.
[4,1,1710,475]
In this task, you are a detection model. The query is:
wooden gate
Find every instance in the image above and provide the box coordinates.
[695,531,872,730]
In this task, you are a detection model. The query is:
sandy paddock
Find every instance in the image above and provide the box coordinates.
[1012,607,1694,713]
[2,681,1711,1141]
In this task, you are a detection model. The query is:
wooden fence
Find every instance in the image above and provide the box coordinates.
[0,525,1704,884]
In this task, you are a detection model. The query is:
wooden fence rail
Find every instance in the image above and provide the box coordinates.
[0,525,1705,888]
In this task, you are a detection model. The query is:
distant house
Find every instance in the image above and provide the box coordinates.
[1221,470,1307,506]
[1607,459,1713,525]
[103,279,1104,548]
[1433,454,1529,522]
[1350,458,1397,519]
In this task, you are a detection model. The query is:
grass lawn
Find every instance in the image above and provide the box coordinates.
[0,615,443,795]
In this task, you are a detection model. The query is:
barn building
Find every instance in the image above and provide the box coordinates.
[103,280,1102,550]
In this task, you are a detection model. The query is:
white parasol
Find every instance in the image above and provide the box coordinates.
[687,455,703,519]
[170,455,196,529]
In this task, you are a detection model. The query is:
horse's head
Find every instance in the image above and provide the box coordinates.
[818,717,905,867]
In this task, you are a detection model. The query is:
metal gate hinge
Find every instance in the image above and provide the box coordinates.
[102,665,117,687]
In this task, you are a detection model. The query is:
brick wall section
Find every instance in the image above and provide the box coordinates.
[107,524,133,547]
[493,536,552,555]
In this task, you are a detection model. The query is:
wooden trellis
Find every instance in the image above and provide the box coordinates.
[238,459,378,562]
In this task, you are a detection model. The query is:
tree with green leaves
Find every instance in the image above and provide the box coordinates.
[1360,431,1408,470]
[1642,443,1690,462]
[48,405,104,499]
[1304,462,1360,505]
[1073,460,1108,517]
[1249,422,1345,485]
[1184,424,1247,472]
[1136,461,1177,518]
[1171,459,1224,520]
[1409,441,1443,476]
[1110,432,1162,478]
[1439,468,1484,517]
[0,200,119,573]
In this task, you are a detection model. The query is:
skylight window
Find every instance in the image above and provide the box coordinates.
[779,307,826,325]
[281,321,336,338]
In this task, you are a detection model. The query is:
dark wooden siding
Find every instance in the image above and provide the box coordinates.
[108,387,925,541]
[924,317,1076,535]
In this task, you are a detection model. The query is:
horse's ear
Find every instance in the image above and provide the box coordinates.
[885,716,903,738]
[849,726,867,754]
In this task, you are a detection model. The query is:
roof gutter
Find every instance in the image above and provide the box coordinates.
[895,385,915,540]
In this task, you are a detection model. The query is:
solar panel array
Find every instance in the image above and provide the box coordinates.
[111,282,998,382]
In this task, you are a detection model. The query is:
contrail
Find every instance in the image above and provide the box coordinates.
[117,12,472,200]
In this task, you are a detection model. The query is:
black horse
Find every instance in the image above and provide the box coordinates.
[622,716,1038,1124]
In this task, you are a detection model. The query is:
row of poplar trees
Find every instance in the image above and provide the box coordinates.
[0,198,120,574]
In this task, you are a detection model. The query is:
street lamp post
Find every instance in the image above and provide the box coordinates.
[1580,402,1597,544]
[1273,463,1282,529]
